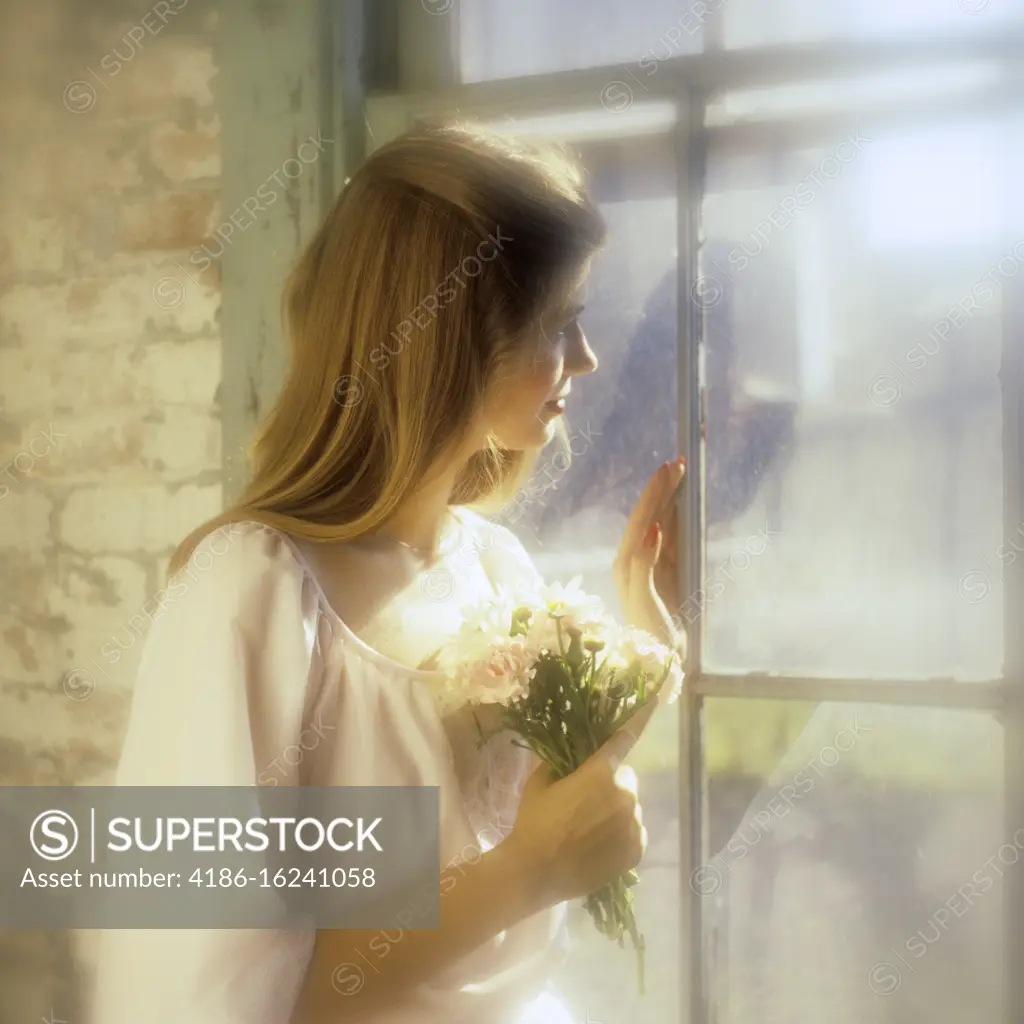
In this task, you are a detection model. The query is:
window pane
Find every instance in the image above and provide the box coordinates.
[458,0,1024,82]
[699,109,1019,680]
[518,189,679,593]
[491,117,679,1023]
[723,0,1024,49]
[459,0,701,83]
[703,699,1006,1023]
[706,62,1004,128]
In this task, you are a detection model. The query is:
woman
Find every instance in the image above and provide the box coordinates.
[91,121,686,1024]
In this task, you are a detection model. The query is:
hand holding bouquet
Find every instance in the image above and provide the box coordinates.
[437,577,683,994]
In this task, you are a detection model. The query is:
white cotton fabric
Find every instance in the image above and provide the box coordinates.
[89,511,574,1024]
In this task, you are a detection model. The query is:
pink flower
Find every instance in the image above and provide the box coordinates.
[438,579,616,708]
[457,637,537,706]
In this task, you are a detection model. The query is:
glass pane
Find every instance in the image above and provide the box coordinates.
[706,62,1004,128]
[487,113,679,1024]
[699,107,1020,680]
[703,699,1006,1024]
[474,106,679,204]
[723,0,1024,49]
[460,0,701,83]
[458,0,1024,82]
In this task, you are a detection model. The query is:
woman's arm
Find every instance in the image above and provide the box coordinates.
[293,838,541,1021]
[295,721,652,1022]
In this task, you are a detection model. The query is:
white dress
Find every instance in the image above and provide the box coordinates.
[89,510,574,1024]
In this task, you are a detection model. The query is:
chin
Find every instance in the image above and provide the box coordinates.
[496,414,558,452]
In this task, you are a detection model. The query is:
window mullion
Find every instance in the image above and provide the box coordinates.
[1001,261,1024,1024]
[677,84,709,1024]
[693,673,1006,711]
[368,27,1024,115]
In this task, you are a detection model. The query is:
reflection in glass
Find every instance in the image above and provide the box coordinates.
[704,699,1005,1024]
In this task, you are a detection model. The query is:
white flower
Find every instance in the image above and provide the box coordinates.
[521,577,609,655]
[612,626,666,670]
[456,590,516,638]
[603,625,683,701]
[539,576,605,627]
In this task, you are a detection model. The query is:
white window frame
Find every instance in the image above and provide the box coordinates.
[338,3,1024,1020]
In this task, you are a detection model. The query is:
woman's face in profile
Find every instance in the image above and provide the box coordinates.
[484,276,599,451]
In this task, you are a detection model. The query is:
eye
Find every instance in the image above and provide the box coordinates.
[558,316,580,338]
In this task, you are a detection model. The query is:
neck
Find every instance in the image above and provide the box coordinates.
[370,463,464,557]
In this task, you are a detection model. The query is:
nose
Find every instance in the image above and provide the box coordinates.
[565,327,598,377]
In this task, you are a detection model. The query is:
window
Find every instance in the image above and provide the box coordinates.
[700,108,1017,681]
[457,0,1024,80]
[361,3,1024,1021]
[706,699,1005,1024]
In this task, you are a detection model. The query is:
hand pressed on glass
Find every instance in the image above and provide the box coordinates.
[614,458,687,648]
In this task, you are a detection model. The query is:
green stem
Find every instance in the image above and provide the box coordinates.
[583,873,646,995]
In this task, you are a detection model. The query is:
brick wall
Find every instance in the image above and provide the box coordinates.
[0,2,220,1019]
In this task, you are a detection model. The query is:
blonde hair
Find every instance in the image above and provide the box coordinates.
[168,120,606,575]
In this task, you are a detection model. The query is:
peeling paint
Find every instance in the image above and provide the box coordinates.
[3,624,38,671]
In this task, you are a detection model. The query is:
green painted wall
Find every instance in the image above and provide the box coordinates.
[216,0,343,502]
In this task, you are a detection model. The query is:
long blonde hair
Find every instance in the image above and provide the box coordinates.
[168,120,606,575]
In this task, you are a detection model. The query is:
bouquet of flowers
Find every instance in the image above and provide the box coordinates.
[437,576,683,995]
